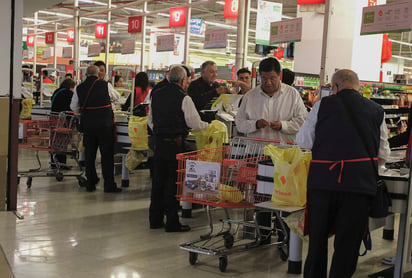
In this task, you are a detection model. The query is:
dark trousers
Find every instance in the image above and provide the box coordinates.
[304,189,370,278]
[83,126,115,190]
[149,137,183,228]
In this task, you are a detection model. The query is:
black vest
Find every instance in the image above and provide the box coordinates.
[76,76,113,128]
[151,83,188,137]
[307,89,384,196]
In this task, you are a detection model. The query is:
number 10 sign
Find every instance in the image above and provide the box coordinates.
[128,16,142,33]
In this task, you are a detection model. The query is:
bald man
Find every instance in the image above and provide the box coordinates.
[296,69,390,277]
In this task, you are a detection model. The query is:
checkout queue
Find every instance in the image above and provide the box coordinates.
[25,58,394,277]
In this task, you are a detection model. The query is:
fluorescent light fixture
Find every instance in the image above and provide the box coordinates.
[157,13,170,17]
[83,17,107,23]
[204,20,236,30]
[389,39,412,47]
[23,17,48,24]
[38,10,73,18]
[124,7,144,13]
[393,55,412,61]
[114,22,128,26]
[79,0,107,6]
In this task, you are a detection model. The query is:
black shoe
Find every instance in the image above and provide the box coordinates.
[150,223,165,229]
[86,186,96,192]
[104,187,122,193]
[165,224,191,233]
[181,209,192,218]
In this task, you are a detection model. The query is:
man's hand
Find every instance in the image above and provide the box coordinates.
[256,119,269,129]
[269,121,282,130]
[216,86,229,95]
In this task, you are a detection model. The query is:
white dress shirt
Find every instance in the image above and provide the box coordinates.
[296,99,391,163]
[148,95,208,131]
[70,81,119,112]
[235,83,307,142]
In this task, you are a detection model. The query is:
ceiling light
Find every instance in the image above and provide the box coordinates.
[393,55,412,61]
[389,39,412,47]
[38,10,73,18]
[82,17,107,23]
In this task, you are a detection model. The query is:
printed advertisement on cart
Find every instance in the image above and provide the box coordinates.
[185,160,221,196]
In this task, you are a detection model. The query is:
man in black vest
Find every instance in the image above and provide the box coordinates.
[148,65,208,232]
[296,69,390,277]
[70,65,121,193]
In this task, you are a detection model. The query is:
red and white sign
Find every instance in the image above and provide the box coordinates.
[95,23,107,39]
[128,16,142,33]
[169,7,187,27]
[45,32,54,44]
[368,0,377,6]
[67,28,74,42]
[224,0,238,19]
[297,0,325,4]
[26,34,35,47]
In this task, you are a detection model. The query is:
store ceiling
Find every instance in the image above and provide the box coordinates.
[22,0,412,73]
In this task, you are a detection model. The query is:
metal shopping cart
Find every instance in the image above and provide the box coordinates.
[19,112,86,188]
[176,137,294,272]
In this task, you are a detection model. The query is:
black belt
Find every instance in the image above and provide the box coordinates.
[157,135,183,144]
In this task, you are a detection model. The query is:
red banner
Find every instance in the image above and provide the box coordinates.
[45,32,54,44]
[297,0,325,4]
[169,7,186,27]
[95,23,107,39]
[67,28,74,42]
[26,34,35,47]
[224,0,238,19]
[128,16,142,33]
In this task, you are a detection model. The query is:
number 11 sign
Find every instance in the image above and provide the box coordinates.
[128,16,142,33]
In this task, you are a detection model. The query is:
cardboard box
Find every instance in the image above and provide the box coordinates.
[0,98,9,155]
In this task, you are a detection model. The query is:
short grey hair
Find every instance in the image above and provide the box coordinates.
[168,66,186,84]
[86,65,99,76]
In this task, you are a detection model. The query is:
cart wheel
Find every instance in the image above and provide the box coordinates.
[26,177,32,189]
[78,176,87,187]
[223,233,234,249]
[55,172,64,182]
[189,252,198,265]
[219,256,228,272]
[278,245,288,262]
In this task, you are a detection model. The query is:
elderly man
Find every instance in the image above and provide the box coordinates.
[296,69,390,277]
[70,65,121,193]
[235,57,307,142]
[188,61,228,119]
[148,65,208,232]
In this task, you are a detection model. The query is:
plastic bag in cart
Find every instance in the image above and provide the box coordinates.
[264,145,311,207]
[20,98,34,119]
[191,120,228,161]
[128,116,148,150]
[125,149,144,170]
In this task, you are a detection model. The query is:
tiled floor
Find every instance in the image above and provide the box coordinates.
[0,149,402,277]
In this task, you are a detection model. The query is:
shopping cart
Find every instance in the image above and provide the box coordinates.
[176,137,294,272]
[19,112,86,188]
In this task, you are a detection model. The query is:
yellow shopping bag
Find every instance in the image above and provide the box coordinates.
[128,116,148,150]
[125,149,145,170]
[264,145,311,207]
[20,98,34,119]
[191,120,228,161]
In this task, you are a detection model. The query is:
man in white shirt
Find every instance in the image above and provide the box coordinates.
[235,57,307,143]
[94,60,120,102]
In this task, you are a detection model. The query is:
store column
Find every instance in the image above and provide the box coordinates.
[294,0,385,83]
[1,0,23,211]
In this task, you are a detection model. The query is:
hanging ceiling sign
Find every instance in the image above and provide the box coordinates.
[190,18,207,35]
[88,44,101,57]
[128,16,142,33]
[95,23,107,39]
[224,0,239,19]
[45,32,54,45]
[156,35,175,52]
[297,0,325,4]
[62,47,73,58]
[361,1,412,35]
[42,48,51,59]
[270,18,303,44]
[368,0,377,6]
[67,28,74,42]
[169,7,187,27]
[255,0,282,45]
[121,39,136,54]
[204,29,228,49]
[26,34,35,47]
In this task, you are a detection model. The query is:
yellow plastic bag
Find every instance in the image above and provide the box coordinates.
[283,210,308,241]
[211,94,232,109]
[218,184,243,203]
[125,150,145,170]
[264,145,311,207]
[20,98,33,119]
[78,135,85,152]
[128,116,148,150]
[192,120,228,161]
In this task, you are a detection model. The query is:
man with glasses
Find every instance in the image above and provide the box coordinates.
[235,57,307,142]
